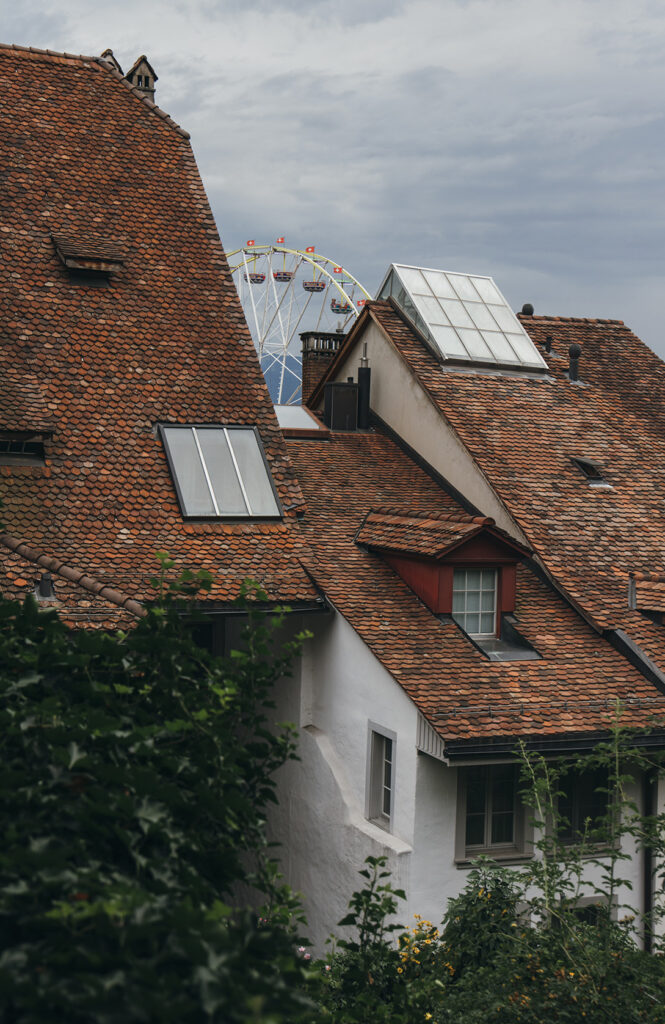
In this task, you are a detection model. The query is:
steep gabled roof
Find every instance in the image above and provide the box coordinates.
[0,45,316,607]
[363,302,665,655]
[355,507,529,560]
[286,428,665,744]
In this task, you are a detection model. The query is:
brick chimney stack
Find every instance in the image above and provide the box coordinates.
[301,330,345,404]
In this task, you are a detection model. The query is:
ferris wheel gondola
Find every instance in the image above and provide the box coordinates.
[227,242,371,405]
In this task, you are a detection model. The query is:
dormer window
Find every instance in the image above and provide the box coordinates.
[0,432,47,466]
[452,569,497,637]
[571,456,611,488]
[160,425,281,519]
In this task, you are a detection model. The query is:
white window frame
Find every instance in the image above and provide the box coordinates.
[366,723,396,832]
[452,568,498,638]
[455,763,532,864]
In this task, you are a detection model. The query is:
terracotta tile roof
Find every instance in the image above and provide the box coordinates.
[357,302,665,666]
[356,508,493,558]
[355,507,530,561]
[0,45,316,607]
[287,429,665,744]
[0,533,140,628]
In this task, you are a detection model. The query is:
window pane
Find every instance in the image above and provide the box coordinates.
[466,570,481,588]
[464,302,498,331]
[491,767,515,844]
[423,269,457,299]
[440,299,474,329]
[465,612,480,633]
[480,612,495,634]
[448,274,481,301]
[466,590,481,612]
[227,430,280,516]
[162,427,216,516]
[466,769,486,846]
[491,811,514,845]
[197,429,247,515]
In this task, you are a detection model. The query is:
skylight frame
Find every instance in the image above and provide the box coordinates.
[377,263,548,372]
[160,424,282,520]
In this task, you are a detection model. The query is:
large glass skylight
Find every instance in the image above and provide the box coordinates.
[161,426,281,518]
[377,264,547,371]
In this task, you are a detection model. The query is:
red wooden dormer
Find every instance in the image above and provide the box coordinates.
[355,508,531,636]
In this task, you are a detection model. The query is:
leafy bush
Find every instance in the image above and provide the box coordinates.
[0,565,311,1023]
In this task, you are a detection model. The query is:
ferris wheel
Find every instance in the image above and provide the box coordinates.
[227,242,372,405]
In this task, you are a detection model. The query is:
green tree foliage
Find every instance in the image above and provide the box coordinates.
[0,562,311,1023]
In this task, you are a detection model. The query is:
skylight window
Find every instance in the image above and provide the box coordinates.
[377,264,548,371]
[161,426,281,518]
[571,456,610,487]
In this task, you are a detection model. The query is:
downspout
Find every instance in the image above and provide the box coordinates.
[643,768,658,953]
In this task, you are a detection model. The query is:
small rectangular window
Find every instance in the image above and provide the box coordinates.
[0,435,46,466]
[367,727,395,830]
[457,764,530,862]
[160,425,281,519]
[557,765,610,844]
[452,569,497,636]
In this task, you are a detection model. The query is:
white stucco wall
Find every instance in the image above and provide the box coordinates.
[231,598,657,953]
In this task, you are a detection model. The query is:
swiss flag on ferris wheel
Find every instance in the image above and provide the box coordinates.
[305,246,315,253]
[357,299,367,307]
[333,266,343,274]
[276,237,285,244]
[246,240,255,247]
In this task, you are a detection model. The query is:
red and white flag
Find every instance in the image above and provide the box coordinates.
[276,237,285,244]
[334,266,343,274]
[246,240,255,247]
[305,245,315,253]
[357,299,367,307]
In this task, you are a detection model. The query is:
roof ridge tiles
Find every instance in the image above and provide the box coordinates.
[369,505,490,525]
[0,43,190,139]
[0,533,145,617]
[517,312,626,326]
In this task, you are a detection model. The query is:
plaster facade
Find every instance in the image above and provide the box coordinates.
[327,321,529,545]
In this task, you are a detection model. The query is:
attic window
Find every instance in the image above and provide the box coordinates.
[452,569,497,637]
[571,456,610,487]
[0,433,47,466]
[160,425,281,519]
[52,233,125,277]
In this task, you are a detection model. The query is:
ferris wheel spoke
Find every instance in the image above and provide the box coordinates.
[229,244,368,404]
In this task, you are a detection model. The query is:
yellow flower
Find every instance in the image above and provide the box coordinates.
[425,1015,432,1021]
[397,967,403,974]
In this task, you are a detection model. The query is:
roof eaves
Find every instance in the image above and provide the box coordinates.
[0,533,145,618]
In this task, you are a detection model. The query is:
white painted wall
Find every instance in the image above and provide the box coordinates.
[326,320,529,544]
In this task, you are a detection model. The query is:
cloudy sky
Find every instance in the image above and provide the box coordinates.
[7,0,665,356]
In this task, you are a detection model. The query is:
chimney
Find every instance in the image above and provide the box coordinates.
[100,48,123,75]
[568,343,582,382]
[124,54,158,101]
[300,330,345,404]
[357,342,371,429]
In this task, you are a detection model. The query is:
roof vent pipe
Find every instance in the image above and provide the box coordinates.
[35,572,56,601]
[568,343,582,382]
[545,335,553,353]
[358,341,371,430]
